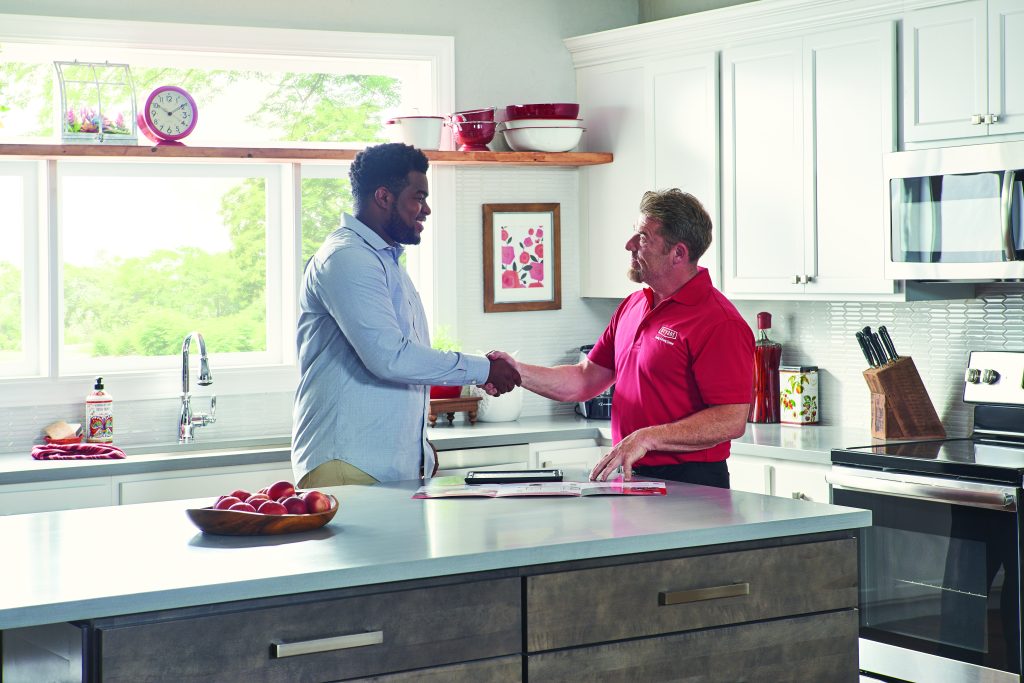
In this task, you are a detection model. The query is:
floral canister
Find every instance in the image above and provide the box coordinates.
[780,365,819,425]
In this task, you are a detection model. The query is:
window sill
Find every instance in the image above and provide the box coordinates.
[0,143,613,167]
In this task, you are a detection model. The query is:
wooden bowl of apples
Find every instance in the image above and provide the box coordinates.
[186,480,338,536]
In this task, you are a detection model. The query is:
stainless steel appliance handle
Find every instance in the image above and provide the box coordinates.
[828,468,1017,511]
[1001,169,1017,261]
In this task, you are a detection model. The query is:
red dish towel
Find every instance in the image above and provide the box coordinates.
[31,443,127,460]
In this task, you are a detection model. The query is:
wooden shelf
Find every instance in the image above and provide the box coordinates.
[0,143,612,166]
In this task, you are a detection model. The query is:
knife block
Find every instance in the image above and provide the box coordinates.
[862,356,946,440]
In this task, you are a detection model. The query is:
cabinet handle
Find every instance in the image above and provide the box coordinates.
[971,114,984,125]
[987,113,1000,124]
[272,630,384,658]
[659,582,750,606]
[792,491,811,501]
[792,274,801,284]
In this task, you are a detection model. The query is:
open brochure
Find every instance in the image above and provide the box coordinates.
[412,480,667,499]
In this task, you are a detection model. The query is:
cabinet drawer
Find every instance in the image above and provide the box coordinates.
[96,579,520,683]
[350,654,521,682]
[528,609,857,682]
[526,538,855,650]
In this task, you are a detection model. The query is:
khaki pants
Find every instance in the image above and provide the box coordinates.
[298,459,378,488]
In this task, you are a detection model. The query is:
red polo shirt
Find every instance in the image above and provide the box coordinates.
[589,268,754,464]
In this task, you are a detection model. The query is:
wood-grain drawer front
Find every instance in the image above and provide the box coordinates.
[527,538,855,651]
[528,609,858,682]
[96,579,520,683]
[348,654,521,682]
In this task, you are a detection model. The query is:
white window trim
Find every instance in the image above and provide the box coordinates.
[0,15,454,408]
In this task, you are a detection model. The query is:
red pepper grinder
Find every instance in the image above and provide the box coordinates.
[749,312,782,423]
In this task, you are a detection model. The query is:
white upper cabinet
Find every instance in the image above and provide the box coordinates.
[722,22,897,298]
[904,0,1024,143]
[577,53,718,300]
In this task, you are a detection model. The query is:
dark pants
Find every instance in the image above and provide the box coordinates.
[632,460,730,489]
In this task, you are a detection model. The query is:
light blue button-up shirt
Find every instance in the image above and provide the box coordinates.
[292,213,490,483]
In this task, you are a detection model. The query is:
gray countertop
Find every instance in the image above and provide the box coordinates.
[0,472,870,630]
[0,416,877,485]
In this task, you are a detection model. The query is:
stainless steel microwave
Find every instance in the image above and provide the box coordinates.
[885,142,1024,281]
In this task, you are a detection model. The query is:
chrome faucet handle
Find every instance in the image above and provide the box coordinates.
[194,395,217,427]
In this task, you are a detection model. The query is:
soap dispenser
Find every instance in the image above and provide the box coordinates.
[85,376,114,443]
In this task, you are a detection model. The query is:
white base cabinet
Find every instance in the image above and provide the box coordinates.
[728,451,829,503]
[0,478,115,515]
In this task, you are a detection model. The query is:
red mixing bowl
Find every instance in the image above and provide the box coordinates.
[450,120,497,151]
[449,107,495,123]
[505,103,580,120]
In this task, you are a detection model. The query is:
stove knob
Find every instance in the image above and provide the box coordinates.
[965,368,981,384]
[981,369,1000,385]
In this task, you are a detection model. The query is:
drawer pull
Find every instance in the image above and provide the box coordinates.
[658,582,750,606]
[272,630,384,658]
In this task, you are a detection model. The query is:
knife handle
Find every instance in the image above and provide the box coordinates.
[878,326,899,361]
[855,331,877,368]
[869,332,889,364]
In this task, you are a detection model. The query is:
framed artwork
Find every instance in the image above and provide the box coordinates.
[482,203,561,312]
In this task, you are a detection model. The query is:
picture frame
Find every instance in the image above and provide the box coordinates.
[482,203,561,313]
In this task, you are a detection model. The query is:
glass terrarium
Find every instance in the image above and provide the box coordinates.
[54,61,137,144]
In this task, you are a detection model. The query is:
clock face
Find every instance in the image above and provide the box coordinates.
[143,86,198,141]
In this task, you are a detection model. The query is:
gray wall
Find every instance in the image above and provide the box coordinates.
[639,0,759,22]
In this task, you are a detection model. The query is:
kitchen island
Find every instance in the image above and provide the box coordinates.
[1,475,869,682]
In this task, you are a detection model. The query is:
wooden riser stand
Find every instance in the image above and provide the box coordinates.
[863,356,946,440]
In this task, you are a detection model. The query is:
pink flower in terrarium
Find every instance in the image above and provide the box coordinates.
[501,245,514,265]
[524,237,533,247]
[116,112,125,127]
[501,228,509,241]
[534,243,544,258]
[501,270,520,289]
[66,109,75,125]
[519,251,530,264]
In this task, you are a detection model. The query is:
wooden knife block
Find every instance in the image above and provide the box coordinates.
[863,356,945,440]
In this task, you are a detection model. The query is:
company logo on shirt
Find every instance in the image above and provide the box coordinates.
[655,326,678,345]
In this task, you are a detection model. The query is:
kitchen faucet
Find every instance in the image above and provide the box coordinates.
[179,331,216,443]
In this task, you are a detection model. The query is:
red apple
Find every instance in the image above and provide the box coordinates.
[213,496,241,510]
[246,494,270,508]
[267,480,295,501]
[229,489,251,501]
[228,502,257,513]
[302,490,333,514]
[281,496,307,515]
[257,500,288,515]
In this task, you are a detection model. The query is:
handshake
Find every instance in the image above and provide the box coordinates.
[481,350,521,396]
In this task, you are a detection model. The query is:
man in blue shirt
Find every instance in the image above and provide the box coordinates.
[292,143,520,486]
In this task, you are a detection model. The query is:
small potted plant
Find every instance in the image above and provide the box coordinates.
[430,326,463,399]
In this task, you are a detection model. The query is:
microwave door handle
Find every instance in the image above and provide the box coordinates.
[828,471,1017,511]
[1002,169,1017,261]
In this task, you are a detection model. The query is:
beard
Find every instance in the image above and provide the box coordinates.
[384,205,422,245]
[627,258,643,283]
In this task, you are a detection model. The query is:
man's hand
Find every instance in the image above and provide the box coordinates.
[589,429,650,482]
[485,352,521,395]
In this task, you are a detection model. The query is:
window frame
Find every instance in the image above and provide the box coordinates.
[0,14,454,408]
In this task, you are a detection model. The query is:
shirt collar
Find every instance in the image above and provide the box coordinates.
[342,212,405,264]
[642,267,712,307]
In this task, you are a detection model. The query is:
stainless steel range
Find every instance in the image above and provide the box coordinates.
[831,351,1024,683]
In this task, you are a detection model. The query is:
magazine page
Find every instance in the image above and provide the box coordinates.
[413,480,667,499]
[577,481,667,496]
[493,482,584,497]
[412,485,499,499]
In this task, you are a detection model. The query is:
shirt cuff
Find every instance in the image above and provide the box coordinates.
[465,354,492,385]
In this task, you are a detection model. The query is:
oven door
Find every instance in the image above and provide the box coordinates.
[829,466,1022,683]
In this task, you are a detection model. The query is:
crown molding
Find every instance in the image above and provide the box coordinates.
[565,0,961,67]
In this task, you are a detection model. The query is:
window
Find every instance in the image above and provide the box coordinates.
[0,16,454,404]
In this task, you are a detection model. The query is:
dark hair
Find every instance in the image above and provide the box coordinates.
[349,143,430,211]
[638,189,713,262]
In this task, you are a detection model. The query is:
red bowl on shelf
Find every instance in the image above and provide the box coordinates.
[449,120,497,152]
[505,103,580,120]
[449,107,495,123]
[430,385,463,399]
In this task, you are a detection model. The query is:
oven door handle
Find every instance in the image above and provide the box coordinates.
[828,470,1017,511]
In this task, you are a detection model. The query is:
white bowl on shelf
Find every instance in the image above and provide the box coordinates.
[502,126,585,153]
[502,118,584,130]
[383,116,444,150]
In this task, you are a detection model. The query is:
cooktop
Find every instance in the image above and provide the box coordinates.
[833,438,1024,485]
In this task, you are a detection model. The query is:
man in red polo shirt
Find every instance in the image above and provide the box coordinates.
[492,189,753,488]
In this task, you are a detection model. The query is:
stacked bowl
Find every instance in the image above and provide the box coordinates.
[500,103,584,153]
[448,107,497,152]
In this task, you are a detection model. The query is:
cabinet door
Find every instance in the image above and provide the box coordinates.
[988,0,1024,136]
[805,22,897,295]
[727,454,772,495]
[903,0,986,142]
[722,39,805,294]
[773,461,830,503]
[648,53,720,286]
[115,462,295,505]
[0,477,114,515]
[578,62,646,299]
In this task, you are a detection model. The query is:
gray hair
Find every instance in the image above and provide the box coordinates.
[638,189,712,262]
